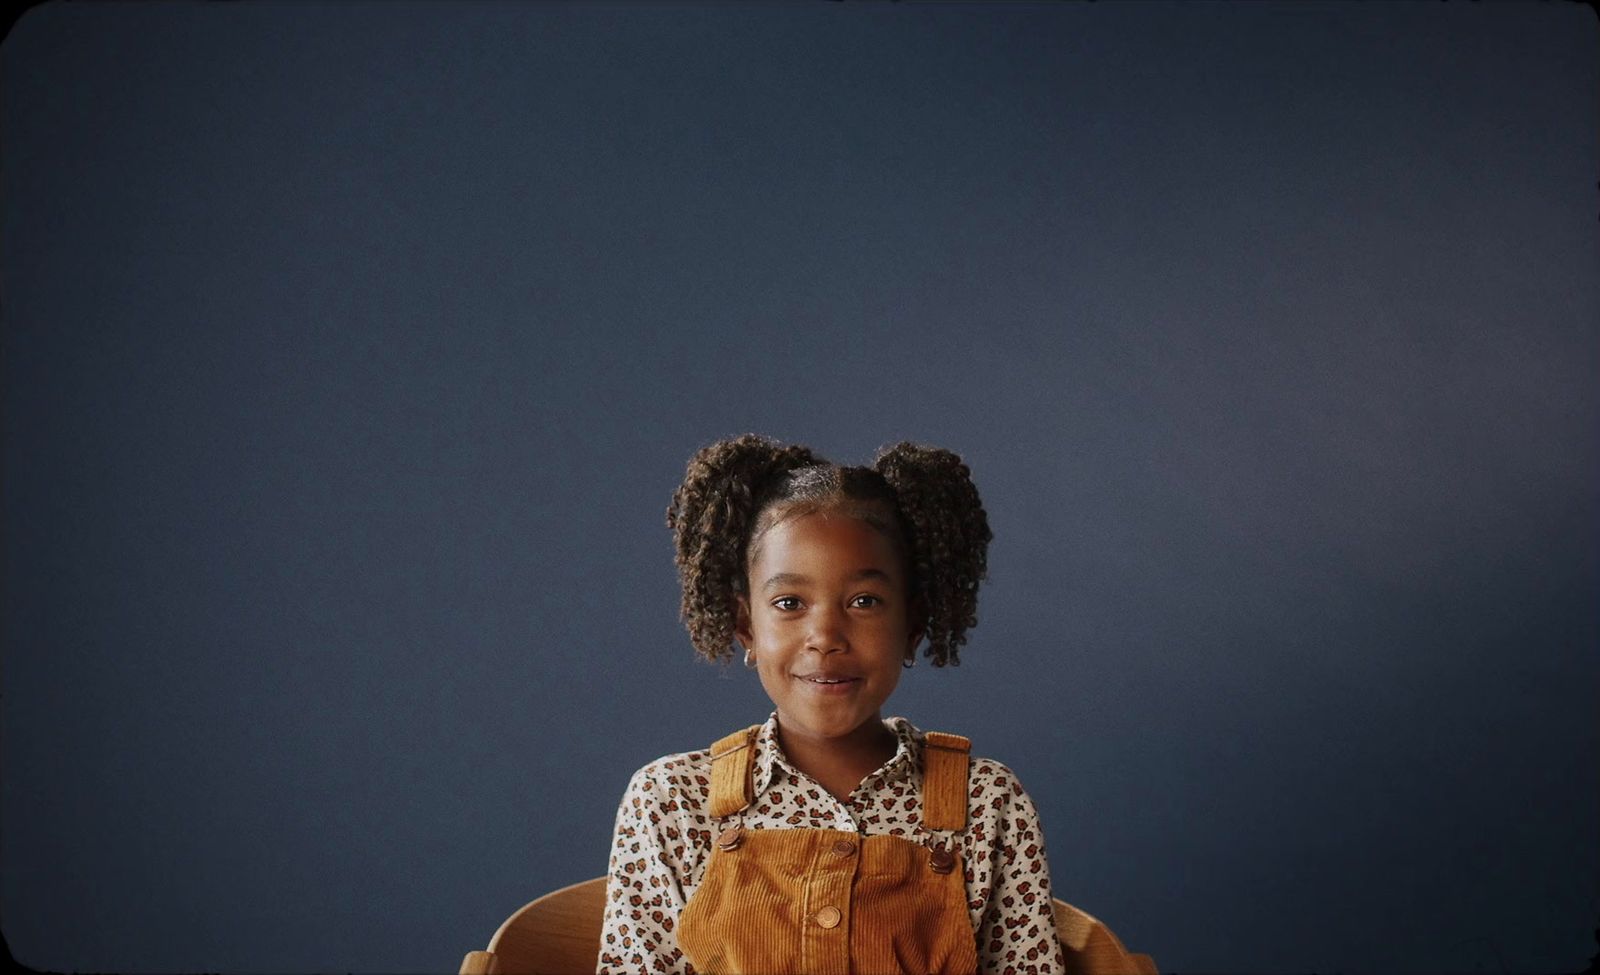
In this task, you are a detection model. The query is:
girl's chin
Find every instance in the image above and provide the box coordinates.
[775,708,884,741]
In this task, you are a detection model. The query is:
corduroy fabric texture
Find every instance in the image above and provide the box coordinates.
[676,725,980,975]
[677,829,978,975]
[920,732,971,832]
[708,726,758,818]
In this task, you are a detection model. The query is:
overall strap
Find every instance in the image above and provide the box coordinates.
[921,731,971,831]
[707,725,761,818]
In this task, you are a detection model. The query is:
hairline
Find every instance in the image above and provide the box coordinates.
[741,498,908,588]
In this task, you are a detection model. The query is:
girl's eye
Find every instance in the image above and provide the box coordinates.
[772,597,802,611]
[851,594,882,608]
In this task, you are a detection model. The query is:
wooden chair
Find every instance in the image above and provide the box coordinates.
[1052,899,1159,975]
[460,876,1157,974]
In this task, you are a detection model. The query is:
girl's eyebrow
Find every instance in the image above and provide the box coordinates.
[760,569,891,592]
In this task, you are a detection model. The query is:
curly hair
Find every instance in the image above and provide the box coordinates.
[665,434,992,666]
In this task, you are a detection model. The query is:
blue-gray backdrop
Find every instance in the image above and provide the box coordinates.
[3,3,1596,973]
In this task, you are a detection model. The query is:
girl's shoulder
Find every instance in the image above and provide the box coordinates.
[944,751,1049,843]
[617,717,770,809]
[965,754,1038,806]
[887,718,1029,783]
[885,716,1042,809]
[625,745,715,788]
[608,749,716,832]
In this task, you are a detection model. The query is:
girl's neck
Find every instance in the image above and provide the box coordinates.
[775,714,898,802]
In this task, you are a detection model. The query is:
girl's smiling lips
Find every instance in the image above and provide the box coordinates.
[794,671,862,694]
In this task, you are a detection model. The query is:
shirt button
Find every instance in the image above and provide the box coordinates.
[831,838,856,857]
[813,906,842,929]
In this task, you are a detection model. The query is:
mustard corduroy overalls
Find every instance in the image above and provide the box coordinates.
[676,724,980,975]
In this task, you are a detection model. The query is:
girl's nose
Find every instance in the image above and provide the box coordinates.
[804,606,848,655]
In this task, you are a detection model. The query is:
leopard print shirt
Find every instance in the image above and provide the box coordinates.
[597,714,1066,974]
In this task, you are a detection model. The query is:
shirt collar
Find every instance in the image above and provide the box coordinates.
[752,712,922,799]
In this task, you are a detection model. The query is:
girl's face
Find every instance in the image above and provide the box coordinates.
[735,508,922,745]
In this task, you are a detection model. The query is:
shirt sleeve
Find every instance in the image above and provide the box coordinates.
[966,762,1068,975]
[596,763,699,975]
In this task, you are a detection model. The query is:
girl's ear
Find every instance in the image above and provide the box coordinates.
[734,594,753,650]
[904,596,927,660]
[904,627,925,661]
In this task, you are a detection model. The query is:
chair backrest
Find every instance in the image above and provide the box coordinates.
[461,877,606,975]
[1051,899,1159,975]
[460,876,1156,975]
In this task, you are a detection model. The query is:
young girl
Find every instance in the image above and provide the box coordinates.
[597,435,1066,975]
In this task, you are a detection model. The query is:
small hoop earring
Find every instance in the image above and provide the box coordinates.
[902,655,916,669]
[744,648,757,669]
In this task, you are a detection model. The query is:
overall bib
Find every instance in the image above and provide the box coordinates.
[676,725,981,975]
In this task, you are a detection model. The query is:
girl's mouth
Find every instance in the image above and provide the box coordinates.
[797,674,861,693]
